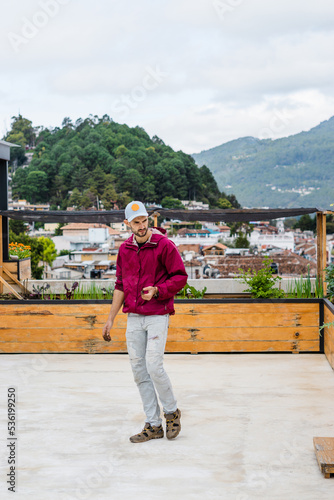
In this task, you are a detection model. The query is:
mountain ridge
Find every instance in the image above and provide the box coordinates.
[192,116,334,209]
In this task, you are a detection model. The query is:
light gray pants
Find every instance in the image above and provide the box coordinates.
[126,313,177,427]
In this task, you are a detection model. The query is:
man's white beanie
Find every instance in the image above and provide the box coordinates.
[125,201,148,222]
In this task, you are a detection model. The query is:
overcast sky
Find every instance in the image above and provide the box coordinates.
[2,0,334,153]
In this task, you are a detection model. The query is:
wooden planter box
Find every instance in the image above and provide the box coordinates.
[3,258,31,281]
[0,298,322,355]
[323,299,334,371]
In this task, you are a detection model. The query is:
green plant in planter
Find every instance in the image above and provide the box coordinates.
[286,265,324,298]
[9,242,31,259]
[177,283,207,299]
[236,257,286,298]
[319,321,334,336]
[325,263,334,301]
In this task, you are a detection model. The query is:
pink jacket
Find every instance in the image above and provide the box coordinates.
[115,227,188,315]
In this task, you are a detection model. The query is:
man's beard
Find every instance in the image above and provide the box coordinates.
[133,227,148,238]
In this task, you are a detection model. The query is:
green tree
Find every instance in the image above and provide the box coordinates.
[26,171,49,203]
[5,114,36,147]
[38,236,57,275]
[217,197,233,209]
[9,114,241,210]
[114,145,128,158]
[91,165,107,195]
[293,214,316,232]
[68,188,83,208]
[101,184,118,210]
[161,196,184,209]
[9,219,27,235]
[54,224,65,236]
[234,234,250,248]
[5,131,26,166]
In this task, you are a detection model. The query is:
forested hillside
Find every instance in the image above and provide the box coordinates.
[192,117,334,209]
[7,115,240,210]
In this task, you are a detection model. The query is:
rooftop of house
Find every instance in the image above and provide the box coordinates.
[2,353,333,498]
[213,252,317,277]
[62,223,120,235]
[177,228,210,235]
[202,243,228,251]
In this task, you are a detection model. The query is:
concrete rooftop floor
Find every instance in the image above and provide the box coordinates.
[1,353,334,500]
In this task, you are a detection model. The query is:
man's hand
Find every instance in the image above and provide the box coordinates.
[102,319,113,342]
[141,286,158,301]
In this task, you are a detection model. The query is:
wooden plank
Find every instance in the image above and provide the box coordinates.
[18,258,31,280]
[0,302,318,315]
[3,261,18,275]
[0,339,319,354]
[0,303,318,323]
[170,312,319,328]
[0,276,24,300]
[165,340,319,353]
[324,304,334,370]
[0,341,127,354]
[0,328,127,342]
[0,312,126,329]
[324,333,334,365]
[3,267,27,292]
[313,437,334,477]
[0,310,318,329]
[0,326,319,343]
[168,327,319,342]
[173,302,319,315]
[317,212,327,295]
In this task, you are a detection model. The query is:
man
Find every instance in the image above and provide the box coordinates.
[102,201,188,443]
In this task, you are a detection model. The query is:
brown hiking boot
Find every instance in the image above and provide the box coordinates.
[129,423,164,443]
[164,408,181,439]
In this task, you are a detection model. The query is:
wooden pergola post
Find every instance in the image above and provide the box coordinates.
[152,211,160,227]
[317,211,327,295]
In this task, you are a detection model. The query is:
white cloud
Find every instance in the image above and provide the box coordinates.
[1,0,334,152]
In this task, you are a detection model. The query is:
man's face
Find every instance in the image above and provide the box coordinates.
[125,216,149,239]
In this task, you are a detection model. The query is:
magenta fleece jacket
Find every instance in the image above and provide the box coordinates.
[115,227,188,315]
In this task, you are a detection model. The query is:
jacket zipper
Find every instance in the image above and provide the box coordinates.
[136,248,141,313]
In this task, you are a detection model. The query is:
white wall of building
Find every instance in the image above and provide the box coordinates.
[250,232,295,251]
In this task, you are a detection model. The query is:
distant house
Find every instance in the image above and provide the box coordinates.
[178,244,201,254]
[9,199,50,211]
[52,223,120,253]
[202,243,228,256]
[217,225,231,236]
[177,228,210,237]
[61,223,120,240]
[181,200,209,210]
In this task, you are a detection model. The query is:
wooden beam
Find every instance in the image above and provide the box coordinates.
[314,437,334,478]
[3,267,27,293]
[0,275,24,300]
[152,211,160,227]
[317,212,327,296]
